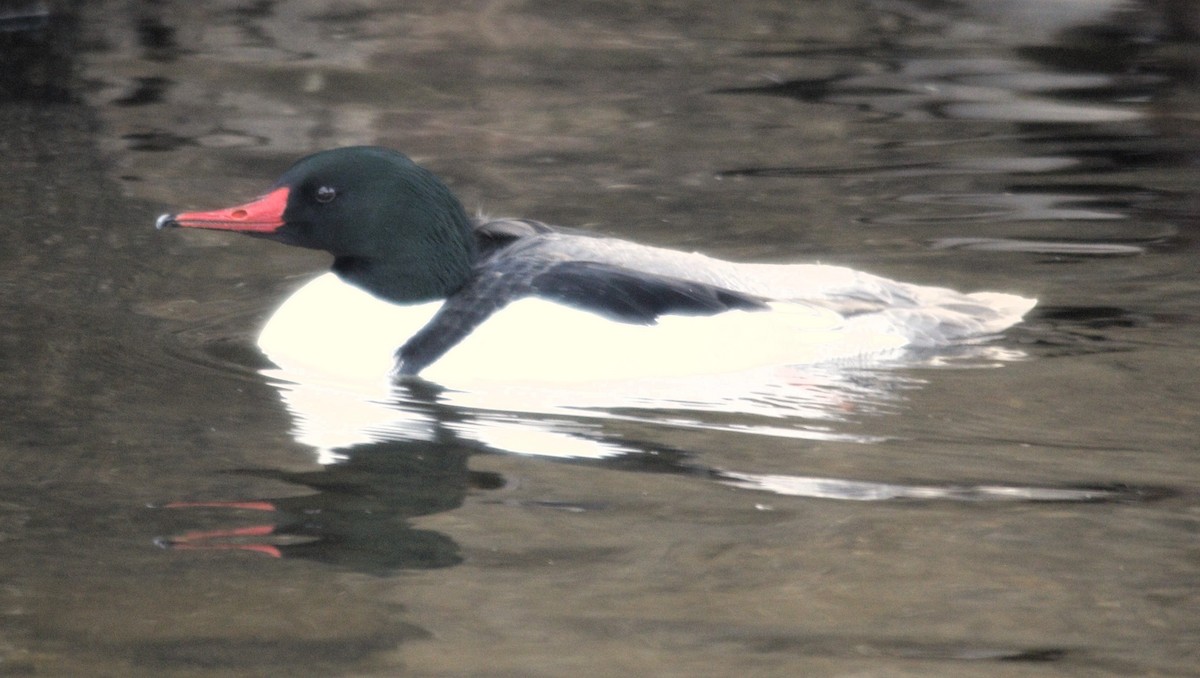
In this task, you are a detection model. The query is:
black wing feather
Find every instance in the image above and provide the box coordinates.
[395,259,768,376]
[530,261,768,324]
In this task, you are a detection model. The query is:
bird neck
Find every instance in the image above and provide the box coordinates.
[332,209,477,304]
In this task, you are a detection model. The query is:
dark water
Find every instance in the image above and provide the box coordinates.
[2,1,1198,675]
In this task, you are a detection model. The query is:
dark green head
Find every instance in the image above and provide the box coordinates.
[158,146,478,303]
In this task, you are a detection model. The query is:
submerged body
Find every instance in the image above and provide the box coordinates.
[158,146,1035,385]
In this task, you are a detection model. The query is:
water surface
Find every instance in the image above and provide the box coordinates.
[1,0,1198,675]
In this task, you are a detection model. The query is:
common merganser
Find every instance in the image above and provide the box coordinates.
[156,146,1035,385]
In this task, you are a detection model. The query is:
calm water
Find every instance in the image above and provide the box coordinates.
[2,1,1198,675]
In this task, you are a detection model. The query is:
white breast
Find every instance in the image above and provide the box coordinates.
[255,272,919,388]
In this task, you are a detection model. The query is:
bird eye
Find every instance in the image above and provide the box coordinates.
[315,186,337,203]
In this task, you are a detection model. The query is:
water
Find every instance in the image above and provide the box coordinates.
[2,0,1198,675]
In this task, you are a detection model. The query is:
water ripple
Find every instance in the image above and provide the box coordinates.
[719,472,1172,503]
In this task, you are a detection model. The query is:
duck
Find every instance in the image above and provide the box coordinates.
[156,146,1036,386]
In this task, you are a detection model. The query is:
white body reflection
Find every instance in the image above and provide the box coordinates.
[264,362,911,465]
[247,274,1134,504]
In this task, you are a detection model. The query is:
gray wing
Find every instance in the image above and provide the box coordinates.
[395,257,767,376]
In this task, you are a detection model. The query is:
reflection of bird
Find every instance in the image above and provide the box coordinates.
[158,146,1034,384]
[159,440,500,574]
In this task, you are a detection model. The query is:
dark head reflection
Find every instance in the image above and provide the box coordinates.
[162,438,504,575]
